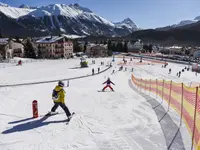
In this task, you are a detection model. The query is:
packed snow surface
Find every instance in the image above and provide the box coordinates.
[0,57,197,150]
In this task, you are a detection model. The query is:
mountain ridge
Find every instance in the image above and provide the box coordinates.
[0,3,138,37]
[114,18,138,32]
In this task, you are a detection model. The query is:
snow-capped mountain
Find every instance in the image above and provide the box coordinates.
[0,3,34,18]
[0,2,8,7]
[19,4,30,9]
[171,20,197,28]
[0,3,138,37]
[156,17,200,31]
[25,4,115,27]
[194,16,200,21]
[114,18,138,32]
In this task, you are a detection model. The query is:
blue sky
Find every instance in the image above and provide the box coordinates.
[1,0,200,29]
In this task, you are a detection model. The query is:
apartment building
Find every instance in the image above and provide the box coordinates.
[36,36,73,59]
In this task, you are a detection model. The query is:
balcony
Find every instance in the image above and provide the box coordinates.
[55,45,64,48]
[55,51,64,54]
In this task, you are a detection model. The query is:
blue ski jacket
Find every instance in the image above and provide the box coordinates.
[103,80,115,85]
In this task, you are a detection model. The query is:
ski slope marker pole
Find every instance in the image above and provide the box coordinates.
[32,100,38,118]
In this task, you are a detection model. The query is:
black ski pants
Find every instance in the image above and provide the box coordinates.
[51,102,71,117]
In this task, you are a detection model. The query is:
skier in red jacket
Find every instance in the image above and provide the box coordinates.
[102,77,115,91]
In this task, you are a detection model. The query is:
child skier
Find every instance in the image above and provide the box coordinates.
[49,81,73,121]
[17,60,22,66]
[102,77,115,91]
[169,68,171,74]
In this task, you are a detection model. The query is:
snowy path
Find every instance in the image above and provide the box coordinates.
[0,61,167,150]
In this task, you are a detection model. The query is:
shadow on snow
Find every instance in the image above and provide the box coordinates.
[2,115,67,134]
[8,117,35,124]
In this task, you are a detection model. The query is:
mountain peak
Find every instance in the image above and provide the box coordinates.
[68,3,93,13]
[171,20,197,28]
[19,4,30,9]
[116,18,135,25]
[123,18,133,22]
[0,2,9,7]
[0,3,136,36]
[25,3,94,17]
[114,18,138,31]
[194,16,200,21]
[74,3,79,7]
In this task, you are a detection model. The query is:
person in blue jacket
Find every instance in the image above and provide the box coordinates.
[102,77,115,91]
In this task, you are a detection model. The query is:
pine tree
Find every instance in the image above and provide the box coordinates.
[107,50,112,56]
[116,42,123,52]
[73,40,81,53]
[38,49,42,58]
[84,41,87,53]
[0,29,3,38]
[24,38,36,58]
[111,43,116,51]
[15,36,21,43]
[143,44,149,51]
[124,41,128,53]
[107,40,112,50]
[149,44,153,53]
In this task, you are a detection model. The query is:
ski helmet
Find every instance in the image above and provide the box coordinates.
[108,77,110,80]
[58,81,65,87]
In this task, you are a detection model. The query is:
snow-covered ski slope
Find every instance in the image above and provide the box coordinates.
[0,58,109,85]
[0,57,196,150]
[132,58,200,86]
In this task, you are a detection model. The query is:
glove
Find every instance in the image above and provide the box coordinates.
[52,97,58,101]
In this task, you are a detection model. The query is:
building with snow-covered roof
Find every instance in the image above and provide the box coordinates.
[86,44,108,57]
[0,38,24,60]
[127,39,143,52]
[35,36,73,59]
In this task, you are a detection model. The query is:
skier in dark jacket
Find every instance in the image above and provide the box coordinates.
[169,68,171,74]
[102,77,115,91]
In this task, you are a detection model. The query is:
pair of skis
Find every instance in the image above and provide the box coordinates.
[98,90,115,92]
[44,112,75,124]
